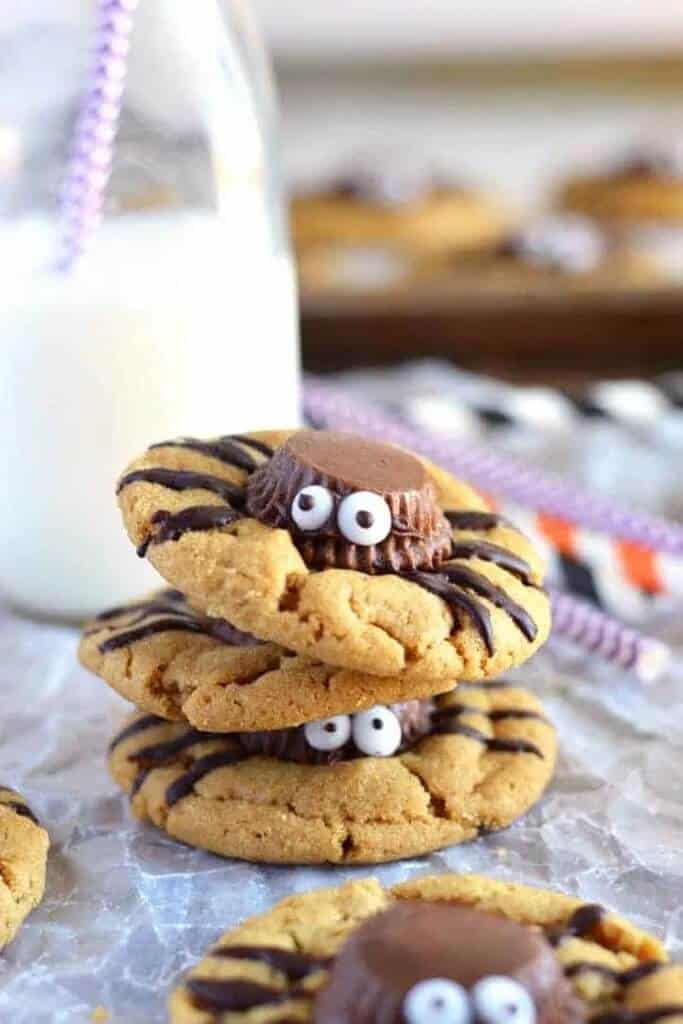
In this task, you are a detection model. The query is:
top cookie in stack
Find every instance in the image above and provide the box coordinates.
[114,429,550,685]
[81,430,555,864]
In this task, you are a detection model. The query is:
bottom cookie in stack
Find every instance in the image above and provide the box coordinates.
[106,677,555,865]
[0,786,49,949]
[169,872,681,1024]
[82,591,556,865]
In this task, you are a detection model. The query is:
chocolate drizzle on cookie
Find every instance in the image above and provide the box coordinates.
[445,510,509,531]
[165,750,246,806]
[108,716,242,799]
[186,978,296,1013]
[431,717,545,758]
[136,506,242,557]
[187,946,330,1015]
[0,788,39,826]
[548,904,606,948]
[210,945,329,979]
[117,467,246,505]
[149,436,271,473]
[447,539,535,585]
[118,434,272,556]
[93,591,257,653]
[565,961,663,985]
[108,714,162,752]
[430,697,550,758]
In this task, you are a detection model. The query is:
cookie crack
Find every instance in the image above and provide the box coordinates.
[399,761,449,820]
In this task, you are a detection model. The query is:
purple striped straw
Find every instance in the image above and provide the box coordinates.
[303,378,672,682]
[57,0,139,271]
[548,587,669,684]
[303,377,683,555]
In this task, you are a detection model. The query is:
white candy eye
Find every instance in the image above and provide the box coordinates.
[471,976,536,1024]
[291,485,334,531]
[303,715,351,752]
[351,705,402,757]
[403,978,471,1024]
[337,491,392,546]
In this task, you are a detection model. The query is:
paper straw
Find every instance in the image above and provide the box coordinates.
[488,499,680,620]
[548,587,670,684]
[303,377,683,555]
[406,378,683,439]
[57,0,139,271]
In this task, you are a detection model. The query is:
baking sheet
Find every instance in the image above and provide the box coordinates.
[1,367,683,1023]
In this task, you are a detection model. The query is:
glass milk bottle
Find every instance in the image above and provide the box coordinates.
[0,0,300,620]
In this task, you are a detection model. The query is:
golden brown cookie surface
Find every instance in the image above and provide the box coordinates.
[0,786,49,949]
[117,430,551,684]
[108,681,556,865]
[168,873,675,1024]
[79,591,456,731]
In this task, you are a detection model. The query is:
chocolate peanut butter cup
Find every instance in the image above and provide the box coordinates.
[315,901,584,1024]
[245,430,452,572]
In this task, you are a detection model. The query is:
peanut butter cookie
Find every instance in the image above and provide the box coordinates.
[108,680,556,865]
[168,872,675,1024]
[117,430,550,684]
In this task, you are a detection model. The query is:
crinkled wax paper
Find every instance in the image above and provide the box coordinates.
[1,364,683,1024]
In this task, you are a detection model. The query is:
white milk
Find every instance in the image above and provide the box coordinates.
[0,212,300,619]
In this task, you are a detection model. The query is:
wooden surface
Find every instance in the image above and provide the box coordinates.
[301,285,683,386]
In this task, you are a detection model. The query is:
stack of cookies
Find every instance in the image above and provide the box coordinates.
[80,429,555,865]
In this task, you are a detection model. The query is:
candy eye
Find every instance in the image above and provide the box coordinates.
[291,485,334,531]
[351,706,402,757]
[403,978,471,1024]
[337,491,391,546]
[471,976,536,1024]
[303,715,351,752]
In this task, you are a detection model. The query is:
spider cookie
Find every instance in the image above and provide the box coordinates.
[432,216,660,292]
[169,872,675,1024]
[292,161,507,266]
[108,680,556,864]
[117,430,551,684]
[557,141,683,226]
[0,786,49,949]
[80,591,456,732]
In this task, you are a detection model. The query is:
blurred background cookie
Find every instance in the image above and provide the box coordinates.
[292,155,508,292]
[422,215,663,294]
[557,140,683,226]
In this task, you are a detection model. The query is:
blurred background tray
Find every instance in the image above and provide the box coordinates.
[301,283,683,386]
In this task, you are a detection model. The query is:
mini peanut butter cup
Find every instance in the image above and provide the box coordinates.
[245,430,452,573]
[315,902,585,1024]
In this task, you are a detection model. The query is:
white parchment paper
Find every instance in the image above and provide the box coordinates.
[1,365,683,1024]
